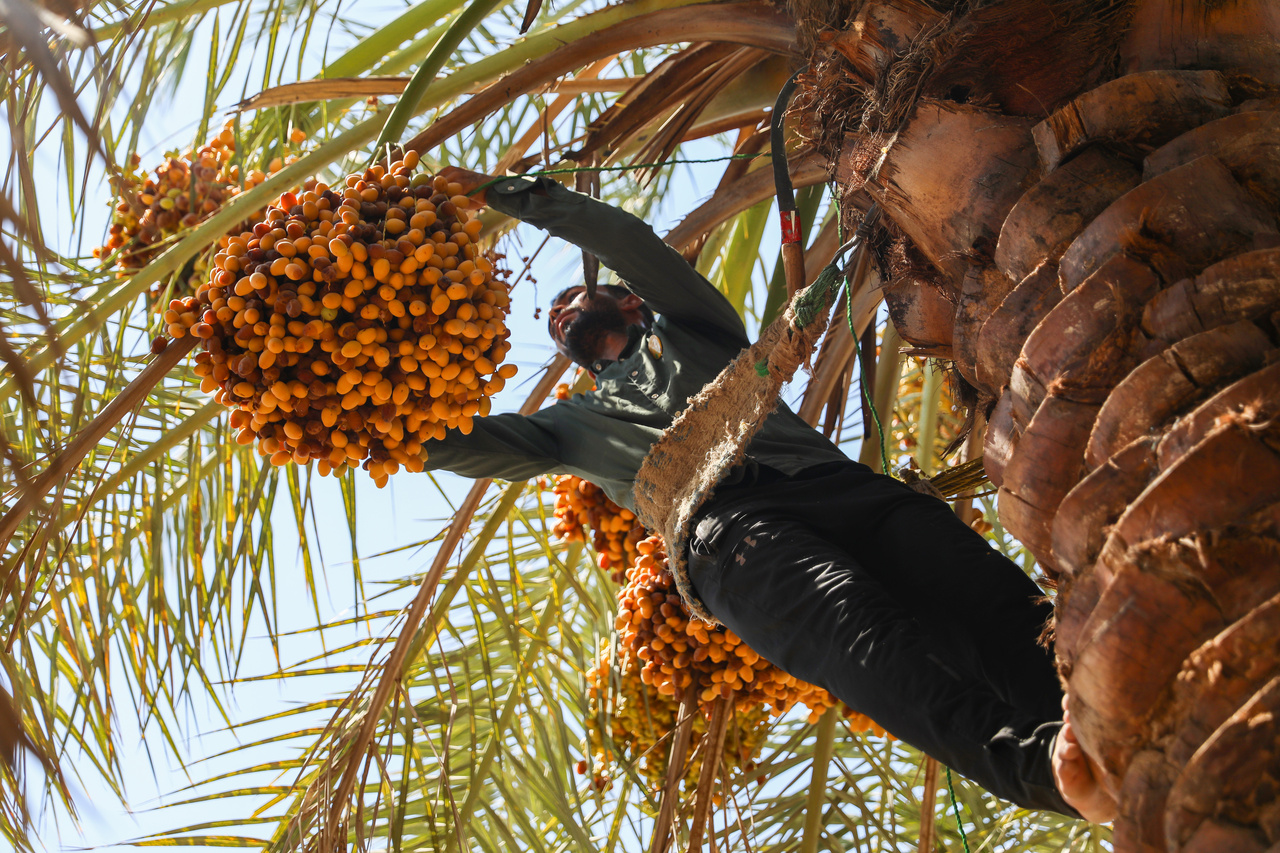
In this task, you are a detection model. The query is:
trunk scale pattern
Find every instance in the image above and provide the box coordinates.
[799,2,1280,849]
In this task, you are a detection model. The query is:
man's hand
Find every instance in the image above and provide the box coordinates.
[1052,697,1117,824]
[437,166,494,208]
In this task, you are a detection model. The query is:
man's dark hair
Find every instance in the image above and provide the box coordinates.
[548,282,654,332]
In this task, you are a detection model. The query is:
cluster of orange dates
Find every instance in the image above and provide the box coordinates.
[547,381,648,582]
[550,476,647,583]
[582,638,772,798]
[617,535,891,729]
[97,121,302,301]
[580,533,889,801]
[161,151,516,484]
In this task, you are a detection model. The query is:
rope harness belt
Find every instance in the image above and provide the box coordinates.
[631,239,866,624]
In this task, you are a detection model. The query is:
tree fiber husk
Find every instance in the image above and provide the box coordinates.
[795,0,1134,168]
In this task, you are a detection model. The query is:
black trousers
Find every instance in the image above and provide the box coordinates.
[686,460,1077,816]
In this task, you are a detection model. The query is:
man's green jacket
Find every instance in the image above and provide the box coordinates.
[420,175,849,509]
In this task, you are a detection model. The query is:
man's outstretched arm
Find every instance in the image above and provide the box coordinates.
[443,168,749,345]
[420,406,564,481]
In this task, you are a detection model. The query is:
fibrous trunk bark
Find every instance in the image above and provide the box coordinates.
[804,1,1280,849]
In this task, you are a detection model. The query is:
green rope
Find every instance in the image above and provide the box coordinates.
[946,766,972,853]
[750,259,844,377]
[794,261,845,328]
[846,273,889,477]
[472,153,768,195]
[833,191,889,477]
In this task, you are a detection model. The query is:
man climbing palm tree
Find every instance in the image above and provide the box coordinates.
[423,166,1116,823]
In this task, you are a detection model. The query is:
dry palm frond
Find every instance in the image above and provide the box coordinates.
[665,150,828,253]
[579,42,742,161]
[495,57,619,174]
[631,48,772,185]
[0,684,39,772]
[679,124,773,264]
[899,456,989,501]
[402,1,796,157]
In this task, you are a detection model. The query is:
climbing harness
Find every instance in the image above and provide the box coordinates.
[631,73,884,623]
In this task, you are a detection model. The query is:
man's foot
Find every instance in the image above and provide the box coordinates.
[1052,703,1118,824]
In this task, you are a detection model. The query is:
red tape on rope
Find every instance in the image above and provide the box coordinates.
[780,210,802,245]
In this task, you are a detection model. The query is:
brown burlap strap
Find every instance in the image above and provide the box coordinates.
[632,286,836,624]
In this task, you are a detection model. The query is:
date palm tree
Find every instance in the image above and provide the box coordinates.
[2,0,1243,850]
[792,1,1280,850]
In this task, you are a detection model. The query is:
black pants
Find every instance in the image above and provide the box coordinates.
[686,461,1077,816]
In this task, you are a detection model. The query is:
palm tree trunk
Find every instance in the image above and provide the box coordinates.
[803,2,1280,849]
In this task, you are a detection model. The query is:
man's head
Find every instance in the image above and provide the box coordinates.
[546,283,652,368]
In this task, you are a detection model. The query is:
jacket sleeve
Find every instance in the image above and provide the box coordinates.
[486,175,749,344]
[420,407,564,482]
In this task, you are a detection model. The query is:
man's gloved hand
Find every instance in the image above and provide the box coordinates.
[436,166,493,208]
